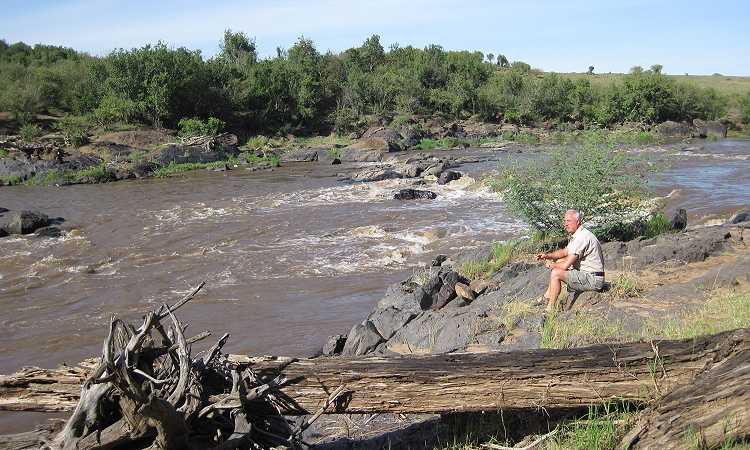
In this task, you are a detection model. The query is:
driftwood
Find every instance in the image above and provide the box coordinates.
[14,282,335,450]
[5,330,750,416]
[619,331,750,449]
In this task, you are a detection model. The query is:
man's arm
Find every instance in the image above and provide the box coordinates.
[545,253,577,270]
[536,247,569,261]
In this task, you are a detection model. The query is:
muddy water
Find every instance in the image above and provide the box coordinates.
[0,154,525,374]
[0,140,749,434]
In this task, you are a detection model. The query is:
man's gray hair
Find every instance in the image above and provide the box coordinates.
[565,209,581,220]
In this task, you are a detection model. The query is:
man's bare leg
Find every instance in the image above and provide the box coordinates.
[545,269,568,314]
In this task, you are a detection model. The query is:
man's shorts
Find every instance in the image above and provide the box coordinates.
[566,270,605,293]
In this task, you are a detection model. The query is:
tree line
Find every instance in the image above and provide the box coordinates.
[0,33,736,136]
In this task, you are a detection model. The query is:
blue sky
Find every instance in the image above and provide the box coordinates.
[2,0,748,75]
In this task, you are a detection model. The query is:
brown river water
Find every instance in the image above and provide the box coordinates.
[1,140,749,434]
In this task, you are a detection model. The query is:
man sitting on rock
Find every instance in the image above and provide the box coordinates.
[535,209,605,314]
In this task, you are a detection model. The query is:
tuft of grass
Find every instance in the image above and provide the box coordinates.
[642,213,673,239]
[128,150,147,161]
[541,310,633,349]
[609,272,643,298]
[459,240,521,280]
[25,169,74,186]
[326,147,341,159]
[244,135,271,149]
[546,402,636,450]
[152,160,230,178]
[0,148,9,158]
[73,164,114,183]
[497,301,536,330]
[655,291,750,340]
[0,174,24,186]
[413,137,474,150]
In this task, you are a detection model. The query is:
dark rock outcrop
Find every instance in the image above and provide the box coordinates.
[281,148,320,162]
[670,208,687,231]
[437,170,462,185]
[693,119,728,139]
[0,210,50,235]
[729,209,750,224]
[394,189,437,200]
[322,335,347,356]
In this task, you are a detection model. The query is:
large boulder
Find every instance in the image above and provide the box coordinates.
[368,307,417,341]
[656,121,692,138]
[339,138,401,162]
[400,128,424,149]
[693,119,728,139]
[341,321,385,356]
[437,170,462,185]
[729,209,750,224]
[322,334,347,356]
[1,210,50,235]
[361,127,403,147]
[349,166,403,182]
[280,147,320,162]
[151,143,239,165]
[394,189,437,200]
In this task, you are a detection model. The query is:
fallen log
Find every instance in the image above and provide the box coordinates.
[619,332,750,449]
[4,329,750,416]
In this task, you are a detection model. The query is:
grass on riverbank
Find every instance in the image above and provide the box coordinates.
[540,289,750,350]
[21,163,114,186]
[152,153,281,178]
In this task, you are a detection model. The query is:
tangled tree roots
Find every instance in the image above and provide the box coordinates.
[48,282,317,450]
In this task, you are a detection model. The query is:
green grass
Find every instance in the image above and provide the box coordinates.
[655,291,750,340]
[459,240,521,279]
[561,72,750,98]
[541,310,633,349]
[0,174,24,185]
[24,164,114,185]
[545,402,636,450]
[548,128,662,147]
[609,272,643,298]
[128,150,147,161]
[0,148,9,158]
[152,160,230,178]
[414,137,474,150]
[642,213,673,239]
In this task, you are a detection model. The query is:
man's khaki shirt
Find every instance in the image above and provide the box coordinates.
[566,226,604,273]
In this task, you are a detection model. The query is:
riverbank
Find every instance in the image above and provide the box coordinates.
[0,116,735,188]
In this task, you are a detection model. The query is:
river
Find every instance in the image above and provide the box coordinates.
[0,139,749,433]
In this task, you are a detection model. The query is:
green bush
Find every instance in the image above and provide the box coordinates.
[178,116,225,137]
[19,123,42,142]
[73,164,114,183]
[742,91,750,125]
[0,148,8,158]
[496,143,644,235]
[56,115,90,147]
[92,93,138,128]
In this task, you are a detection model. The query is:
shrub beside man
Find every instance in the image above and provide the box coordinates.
[535,209,605,314]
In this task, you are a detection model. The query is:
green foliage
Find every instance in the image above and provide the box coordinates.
[643,213,672,238]
[92,93,138,128]
[413,137,473,150]
[496,143,644,235]
[128,150,147,161]
[459,240,520,279]
[153,160,229,177]
[742,91,750,125]
[56,115,90,147]
[541,309,632,349]
[0,174,23,185]
[0,36,737,135]
[546,402,635,450]
[0,148,8,158]
[19,123,43,142]
[654,291,750,340]
[177,116,225,137]
[74,164,114,183]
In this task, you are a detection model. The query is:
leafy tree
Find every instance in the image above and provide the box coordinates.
[587,65,594,74]
[497,54,509,68]
[497,143,644,235]
[219,29,257,68]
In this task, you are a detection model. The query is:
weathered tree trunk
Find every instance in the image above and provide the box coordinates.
[619,331,750,449]
[4,329,750,416]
